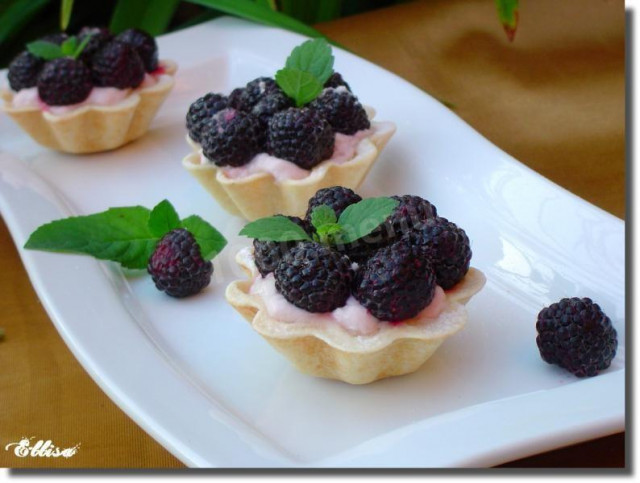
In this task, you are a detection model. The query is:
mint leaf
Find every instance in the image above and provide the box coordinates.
[180,215,227,260]
[285,38,334,85]
[239,215,311,242]
[275,68,323,107]
[148,199,181,237]
[26,41,63,61]
[337,197,399,244]
[24,206,157,269]
[310,205,337,229]
[495,0,519,42]
[60,37,77,57]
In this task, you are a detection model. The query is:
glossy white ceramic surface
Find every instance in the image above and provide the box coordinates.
[0,17,625,467]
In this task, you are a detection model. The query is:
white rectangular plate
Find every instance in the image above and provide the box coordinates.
[0,17,625,468]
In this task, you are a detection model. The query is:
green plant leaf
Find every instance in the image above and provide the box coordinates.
[24,206,157,270]
[180,215,227,260]
[60,0,74,30]
[148,199,181,237]
[337,197,398,244]
[26,40,63,60]
[275,67,323,107]
[110,0,180,35]
[73,33,93,58]
[0,0,50,46]
[60,36,76,56]
[285,38,334,85]
[183,0,328,40]
[310,204,337,229]
[239,215,311,242]
[495,0,519,42]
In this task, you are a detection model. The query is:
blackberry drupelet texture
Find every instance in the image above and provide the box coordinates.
[230,77,280,111]
[91,41,145,89]
[353,240,436,321]
[308,87,370,135]
[77,26,113,65]
[200,108,264,167]
[274,241,354,313]
[186,93,229,143]
[536,297,617,377]
[324,72,351,91]
[404,217,471,289]
[114,28,158,72]
[251,90,293,128]
[7,51,44,91]
[37,58,93,106]
[148,228,213,298]
[267,107,335,169]
[305,186,362,221]
[253,216,311,277]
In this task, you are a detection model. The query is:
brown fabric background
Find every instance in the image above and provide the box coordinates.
[0,0,624,468]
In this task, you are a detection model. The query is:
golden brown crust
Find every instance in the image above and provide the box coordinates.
[0,60,177,154]
[182,119,396,220]
[225,250,486,384]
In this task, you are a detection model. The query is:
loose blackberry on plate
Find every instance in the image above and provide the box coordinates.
[536,297,618,377]
[182,38,396,221]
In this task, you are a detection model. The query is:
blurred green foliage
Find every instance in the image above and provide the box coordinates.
[0,0,405,67]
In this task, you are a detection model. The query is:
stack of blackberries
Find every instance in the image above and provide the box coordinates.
[253,186,472,322]
[8,27,159,106]
[186,75,370,169]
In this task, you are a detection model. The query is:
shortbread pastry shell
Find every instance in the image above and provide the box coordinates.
[226,251,486,384]
[182,119,396,221]
[0,60,177,154]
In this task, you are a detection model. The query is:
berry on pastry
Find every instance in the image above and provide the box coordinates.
[226,188,486,384]
[182,38,396,221]
[1,26,177,153]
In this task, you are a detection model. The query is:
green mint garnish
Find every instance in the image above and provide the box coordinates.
[26,33,92,61]
[24,200,226,269]
[275,38,334,107]
[239,215,312,242]
[239,197,399,246]
[285,38,334,85]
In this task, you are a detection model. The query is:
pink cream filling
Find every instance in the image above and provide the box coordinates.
[250,272,447,336]
[202,127,374,182]
[11,72,159,115]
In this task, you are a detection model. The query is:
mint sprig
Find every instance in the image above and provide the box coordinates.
[24,200,227,269]
[239,197,399,246]
[275,38,334,107]
[26,34,92,61]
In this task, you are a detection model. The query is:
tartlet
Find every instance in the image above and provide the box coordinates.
[1,27,176,154]
[1,61,176,154]
[182,114,395,220]
[226,248,486,385]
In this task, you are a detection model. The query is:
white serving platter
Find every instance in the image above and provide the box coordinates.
[0,17,625,468]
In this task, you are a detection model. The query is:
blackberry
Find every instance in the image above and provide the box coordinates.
[7,51,44,91]
[324,71,351,91]
[200,108,264,167]
[251,90,293,128]
[37,58,92,106]
[253,216,310,277]
[536,297,617,377]
[186,93,229,143]
[274,241,353,313]
[114,28,158,72]
[267,107,334,169]
[148,228,213,298]
[305,186,362,221]
[91,40,145,89]
[404,217,471,289]
[353,239,436,321]
[77,26,113,65]
[230,77,279,111]
[308,87,370,134]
